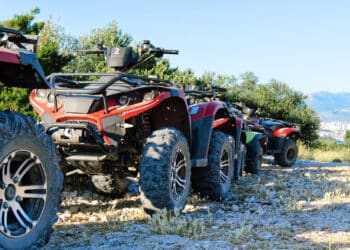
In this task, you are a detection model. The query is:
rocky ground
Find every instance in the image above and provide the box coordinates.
[44,159,350,249]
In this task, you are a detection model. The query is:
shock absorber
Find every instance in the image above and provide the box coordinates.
[140,113,151,138]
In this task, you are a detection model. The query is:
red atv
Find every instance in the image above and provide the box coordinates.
[29,41,241,213]
[0,27,63,249]
[239,104,301,167]
[185,85,246,193]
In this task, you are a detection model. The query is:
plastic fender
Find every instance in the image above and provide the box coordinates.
[190,116,214,161]
[235,117,243,129]
[245,132,265,161]
[0,48,19,64]
[273,127,300,138]
[0,49,49,89]
[189,101,232,161]
[189,101,226,123]
[235,125,243,152]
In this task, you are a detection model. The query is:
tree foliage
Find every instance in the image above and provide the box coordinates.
[225,74,320,145]
[1,8,44,34]
[37,19,73,74]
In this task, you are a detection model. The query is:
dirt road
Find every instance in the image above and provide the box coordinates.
[44,159,350,249]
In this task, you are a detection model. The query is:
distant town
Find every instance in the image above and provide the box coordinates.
[319,121,350,142]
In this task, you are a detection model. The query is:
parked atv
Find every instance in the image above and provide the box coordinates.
[0,27,63,249]
[184,85,246,188]
[186,85,266,176]
[235,103,301,167]
[29,41,241,212]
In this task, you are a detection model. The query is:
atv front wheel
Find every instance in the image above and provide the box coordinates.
[234,143,246,180]
[140,127,191,213]
[91,175,131,197]
[0,111,63,249]
[274,139,298,167]
[245,140,263,175]
[192,131,234,200]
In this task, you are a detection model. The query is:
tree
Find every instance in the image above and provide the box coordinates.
[37,19,73,74]
[1,7,44,34]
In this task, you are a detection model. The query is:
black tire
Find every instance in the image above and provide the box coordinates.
[0,111,63,250]
[91,175,130,197]
[192,131,234,201]
[245,141,263,175]
[274,139,298,167]
[234,143,246,181]
[140,127,191,213]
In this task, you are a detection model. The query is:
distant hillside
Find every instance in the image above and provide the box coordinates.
[306,92,350,121]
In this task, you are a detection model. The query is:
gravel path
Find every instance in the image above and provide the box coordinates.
[44,159,350,249]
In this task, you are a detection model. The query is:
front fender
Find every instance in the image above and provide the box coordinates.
[273,127,300,138]
[189,101,229,166]
[244,131,266,160]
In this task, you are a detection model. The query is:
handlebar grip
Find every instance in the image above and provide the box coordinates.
[162,49,179,54]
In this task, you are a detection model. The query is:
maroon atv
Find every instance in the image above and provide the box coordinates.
[29,41,241,213]
[0,27,63,249]
[238,104,301,167]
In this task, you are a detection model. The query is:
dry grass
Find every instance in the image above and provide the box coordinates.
[299,144,350,163]
[146,209,206,239]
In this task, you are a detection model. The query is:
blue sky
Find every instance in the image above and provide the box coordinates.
[1,0,349,94]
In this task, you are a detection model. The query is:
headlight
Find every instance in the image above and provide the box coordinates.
[143,91,155,101]
[35,89,49,99]
[118,95,129,106]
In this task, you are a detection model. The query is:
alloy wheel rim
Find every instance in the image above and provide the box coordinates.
[0,150,47,238]
[286,147,296,162]
[220,148,230,185]
[170,149,187,201]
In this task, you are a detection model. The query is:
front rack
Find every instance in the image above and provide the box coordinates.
[46,71,175,114]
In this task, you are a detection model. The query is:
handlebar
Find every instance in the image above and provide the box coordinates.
[185,90,214,98]
[77,44,106,54]
[77,49,105,54]
[0,26,38,51]
[0,27,24,36]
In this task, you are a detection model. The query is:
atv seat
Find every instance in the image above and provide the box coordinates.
[260,121,282,132]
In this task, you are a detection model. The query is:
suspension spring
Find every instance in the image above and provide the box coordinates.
[140,113,151,139]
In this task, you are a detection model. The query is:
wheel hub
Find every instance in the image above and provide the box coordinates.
[4,184,16,201]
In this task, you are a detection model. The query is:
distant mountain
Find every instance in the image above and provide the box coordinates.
[306,92,350,121]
